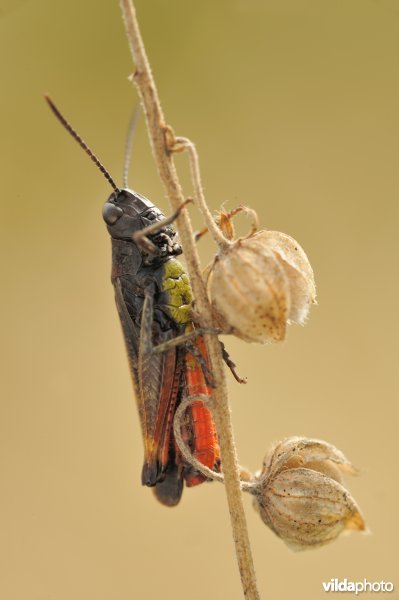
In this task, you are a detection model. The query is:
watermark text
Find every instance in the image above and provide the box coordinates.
[322,579,394,595]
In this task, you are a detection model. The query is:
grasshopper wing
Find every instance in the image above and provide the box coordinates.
[115,279,184,506]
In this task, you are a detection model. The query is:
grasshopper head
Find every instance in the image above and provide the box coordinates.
[103,189,182,258]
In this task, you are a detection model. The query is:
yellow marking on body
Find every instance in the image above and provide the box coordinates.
[161,259,193,324]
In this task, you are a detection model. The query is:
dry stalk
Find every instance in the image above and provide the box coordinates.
[173,395,255,493]
[174,136,231,250]
[119,2,261,599]
[173,395,224,484]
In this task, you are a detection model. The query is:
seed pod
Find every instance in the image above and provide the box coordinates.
[252,437,366,551]
[209,229,316,343]
[210,238,289,342]
[254,230,316,324]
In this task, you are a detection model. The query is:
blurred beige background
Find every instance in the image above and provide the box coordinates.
[1,1,398,599]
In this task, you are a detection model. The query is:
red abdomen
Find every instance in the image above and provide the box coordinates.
[183,334,220,486]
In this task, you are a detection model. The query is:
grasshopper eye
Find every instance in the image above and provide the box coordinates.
[103,203,123,225]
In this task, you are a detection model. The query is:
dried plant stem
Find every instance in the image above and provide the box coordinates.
[173,395,225,484]
[175,136,231,250]
[173,395,256,494]
[119,2,260,599]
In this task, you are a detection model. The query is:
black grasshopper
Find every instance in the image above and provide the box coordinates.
[45,97,221,506]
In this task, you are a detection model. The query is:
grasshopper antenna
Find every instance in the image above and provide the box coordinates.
[44,95,120,194]
[123,104,140,189]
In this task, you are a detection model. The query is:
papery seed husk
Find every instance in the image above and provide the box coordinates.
[251,230,316,324]
[304,460,344,484]
[256,468,365,551]
[261,437,356,481]
[210,239,290,343]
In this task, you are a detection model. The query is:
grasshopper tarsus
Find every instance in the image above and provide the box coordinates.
[220,341,247,385]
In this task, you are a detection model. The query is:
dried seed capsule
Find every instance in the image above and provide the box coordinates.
[209,229,316,343]
[252,437,366,550]
[253,230,316,324]
[210,238,290,343]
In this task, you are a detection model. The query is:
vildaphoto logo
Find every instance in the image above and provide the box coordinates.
[322,579,394,595]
